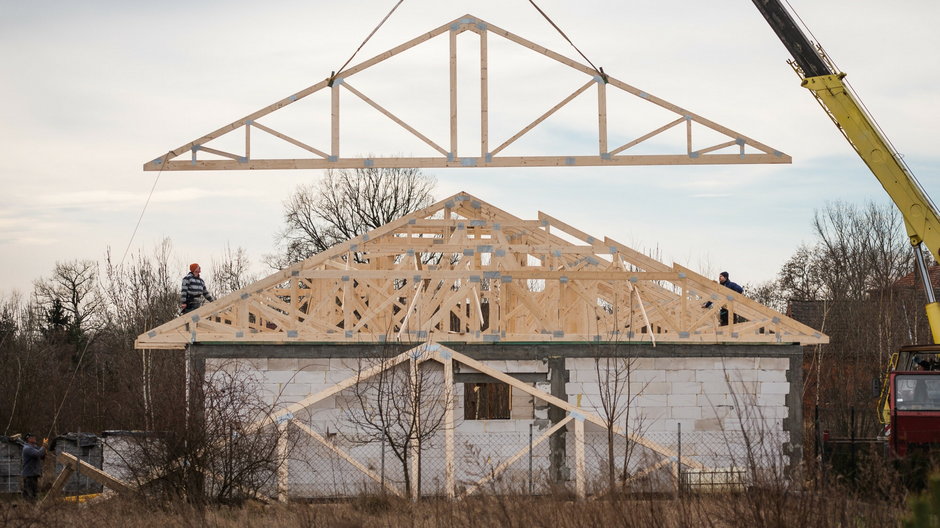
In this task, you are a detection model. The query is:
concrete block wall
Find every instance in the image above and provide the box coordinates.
[196,342,801,497]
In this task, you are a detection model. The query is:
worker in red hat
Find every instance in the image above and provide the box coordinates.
[180,263,215,314]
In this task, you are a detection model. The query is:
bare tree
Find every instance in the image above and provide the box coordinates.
[32,259,104,354]
[211,243,257,296]
[270,167,436,267]
[121,359,288,505]
[341,345,451,498]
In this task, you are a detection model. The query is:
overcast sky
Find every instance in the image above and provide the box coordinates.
[2,0,939,297]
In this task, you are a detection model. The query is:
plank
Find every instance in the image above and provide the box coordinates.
[291,420,404,497]
[151,152,791,171]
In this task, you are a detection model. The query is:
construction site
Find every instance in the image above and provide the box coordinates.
[2,1,939,526]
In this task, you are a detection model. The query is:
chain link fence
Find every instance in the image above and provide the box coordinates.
[281,421,790,498]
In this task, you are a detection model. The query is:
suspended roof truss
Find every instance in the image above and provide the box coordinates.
[145,14,790,172]
[137,192,826,349]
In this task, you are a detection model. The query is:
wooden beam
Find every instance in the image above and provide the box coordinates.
[291,420,405,497]
[462,415,573,497]
[150,152,790,171]
[251,121,330,158]
[490,80,594,156]
[597,80,607,156]
[449,28,458,157]
[442,346,704,468]
[480,28,488,157]
[342,81,449,156]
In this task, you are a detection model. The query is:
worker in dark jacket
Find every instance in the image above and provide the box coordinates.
[703,271,745,326]
[717,271,744,326]
[180,263,215,314]
[21,433,47,501]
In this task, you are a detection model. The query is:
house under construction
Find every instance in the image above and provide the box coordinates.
[136,13,826,498]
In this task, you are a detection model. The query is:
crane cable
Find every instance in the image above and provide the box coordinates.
[527,0,607,82]
[329,0,405,86]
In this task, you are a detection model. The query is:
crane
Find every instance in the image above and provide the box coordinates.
[751,0,940,451]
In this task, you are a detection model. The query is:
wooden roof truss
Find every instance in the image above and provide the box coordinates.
[145,14,790,172]
[136,192,826,349]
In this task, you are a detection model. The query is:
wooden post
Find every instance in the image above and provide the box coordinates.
[597,79,608,156]
[449,28,458,158]
[480,28,488,157]
[277,421,289,502]
[443,354,456,498]
[244,122,250,161]
[41,464,74,505]
[331,82,340,158]
[575,417,586,499]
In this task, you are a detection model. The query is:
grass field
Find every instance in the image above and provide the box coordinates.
[0,486,907,528]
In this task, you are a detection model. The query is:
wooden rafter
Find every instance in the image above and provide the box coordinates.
[145,14,790,172]
[136,192,827,349]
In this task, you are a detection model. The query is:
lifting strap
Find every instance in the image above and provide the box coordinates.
[329,0,406,86]
[527,0,606,82]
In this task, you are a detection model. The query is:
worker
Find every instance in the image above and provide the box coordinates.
[704,271,745,326]
[180,263,215,314]
[21,433,47,501]
[717,272,744,326]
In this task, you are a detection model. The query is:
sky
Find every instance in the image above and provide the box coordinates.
[2,0,939,296]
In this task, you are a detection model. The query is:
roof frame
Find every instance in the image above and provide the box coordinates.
[145,14,790,172]
[136,191,827,349]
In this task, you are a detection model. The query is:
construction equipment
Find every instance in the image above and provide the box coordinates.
[752,0,940,455]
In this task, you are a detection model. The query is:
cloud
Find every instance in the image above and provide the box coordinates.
[33,187,257,210]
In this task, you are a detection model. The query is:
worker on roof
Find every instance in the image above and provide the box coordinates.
[180,263,215,314]
[717,271,744,326]
[703,271,745,326]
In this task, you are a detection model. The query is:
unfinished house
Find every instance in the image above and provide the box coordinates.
[136,13,824,498]
[137,192,826,498]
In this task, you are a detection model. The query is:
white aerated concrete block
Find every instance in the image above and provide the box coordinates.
[718,358,758,370]
[665,370,695,382]
[671,406,702,419]
[298,358,331,371]
[262,370,301,384]
[635,394,668,407]
[632,370,667,383]
[267,358,299,371]
[761,382,790,395]
[667,394,698,407]
[757,393,787,406]
[642,382,671,395]
[694,370,732,383]
[758,369,787,382]
[505,360,547,373]
[671,382,702,394]
[758,357,789,370]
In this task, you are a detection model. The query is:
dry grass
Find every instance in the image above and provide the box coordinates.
[0,486,906,528]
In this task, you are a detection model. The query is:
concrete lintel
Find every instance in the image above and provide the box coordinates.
[455,372,547,384]
[190,342,804,361]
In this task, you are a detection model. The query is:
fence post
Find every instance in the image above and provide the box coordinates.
[443,354,456,498]
[850,406,857,484]
[574,417,585,499]
[529,422,534,495]
[276,421,289,502]
[676,422,682,496]
[814,404,819,463]
[380,436,386,491]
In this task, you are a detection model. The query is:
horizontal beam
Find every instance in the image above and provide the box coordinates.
[145,153,790,171]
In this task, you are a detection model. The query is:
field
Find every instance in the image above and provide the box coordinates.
[0,486,908,528]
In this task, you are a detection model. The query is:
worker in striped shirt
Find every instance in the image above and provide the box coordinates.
[180,263,215,314]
